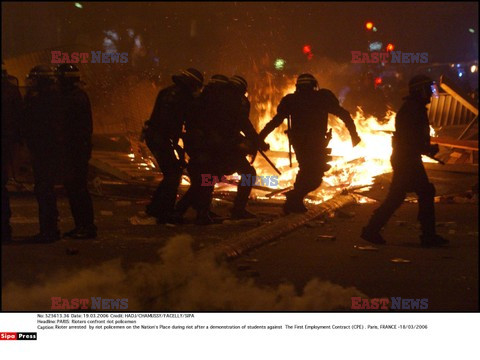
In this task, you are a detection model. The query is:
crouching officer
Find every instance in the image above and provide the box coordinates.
[173,74,231,224]
[361,75,448,247]
[224,75,269,219]
[56,64,96,239]
[259,73,361,214]
[143,68,204,223]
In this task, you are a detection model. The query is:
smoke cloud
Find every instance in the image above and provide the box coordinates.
[3,235,366,311]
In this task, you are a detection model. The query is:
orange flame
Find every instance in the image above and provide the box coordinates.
[250,77,437,203]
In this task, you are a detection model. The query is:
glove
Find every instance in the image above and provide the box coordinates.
[427,144,439,157]
[258,140,270,152]
[351,133,362,147]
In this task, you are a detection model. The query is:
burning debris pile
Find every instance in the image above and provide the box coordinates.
[89,74,441,206]
[215,76,437,204]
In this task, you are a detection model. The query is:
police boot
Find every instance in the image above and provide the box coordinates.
[195,210,216,225]
[420,234,449,248]
[166,210,184,226]
[30,231,61,244]
[63,228,77,238]
[360,226,386,245]
[230,208,257,220]
[68,225,97,240]
[283,191,307,214]
[155,213,172,225]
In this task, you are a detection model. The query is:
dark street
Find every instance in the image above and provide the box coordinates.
[2,184,477,311]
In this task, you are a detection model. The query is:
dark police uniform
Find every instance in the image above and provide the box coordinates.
[60,85,95,235]
[176,81,229,223]
[24,83,64,240]
[2,74,23,242]
[364,95,437,238]
[221,89,260,217]
[260,87,360,212]
[144,81,195,221]
[176,80,261,222]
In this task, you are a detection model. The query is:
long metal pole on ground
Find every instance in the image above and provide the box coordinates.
[213,193,359,259]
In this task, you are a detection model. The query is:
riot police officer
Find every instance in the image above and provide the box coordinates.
[176,75,266,222]
[222,75,267,219]
[56,64,96,239]
[143,68,204,223]
[2,63,24,243]
[173,74,231,224]
[361,75,449,247]
[23,65,63,242]
[259,73,361,214]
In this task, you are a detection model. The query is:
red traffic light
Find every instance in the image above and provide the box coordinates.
[302,44,312,54]
[374,77,382,86]
[365,21,374,30]
[386,43,394,51]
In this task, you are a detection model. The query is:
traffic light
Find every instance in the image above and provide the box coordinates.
[365,21,374,30]
[302,45,314,60]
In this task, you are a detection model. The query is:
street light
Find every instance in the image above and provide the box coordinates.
[274,58,286,70]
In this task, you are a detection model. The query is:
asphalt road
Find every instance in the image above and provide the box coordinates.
[2,191,478,311]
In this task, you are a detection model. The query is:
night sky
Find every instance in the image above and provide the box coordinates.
[2,2,478,68]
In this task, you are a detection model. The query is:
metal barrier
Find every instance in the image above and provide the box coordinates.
[428,93,476,128]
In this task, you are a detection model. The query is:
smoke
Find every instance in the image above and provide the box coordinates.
[3,235,366,311]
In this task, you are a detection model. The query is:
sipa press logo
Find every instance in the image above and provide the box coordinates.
[0,332,37,341]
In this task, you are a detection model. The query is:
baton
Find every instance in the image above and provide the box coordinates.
[426,155,445,165]
[287,115,292,167]
[258,149,282,175]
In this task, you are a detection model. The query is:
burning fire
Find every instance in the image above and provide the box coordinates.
[138,75,437,204]
[249,78,437,203]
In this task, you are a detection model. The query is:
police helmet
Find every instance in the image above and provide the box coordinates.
[173,67,204,89]
[408,75,433,94]
[209,74,229,85]
[296,73,318,89]
[27,65,55,80]
[229,75,248,94]
[56,63,81,78]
